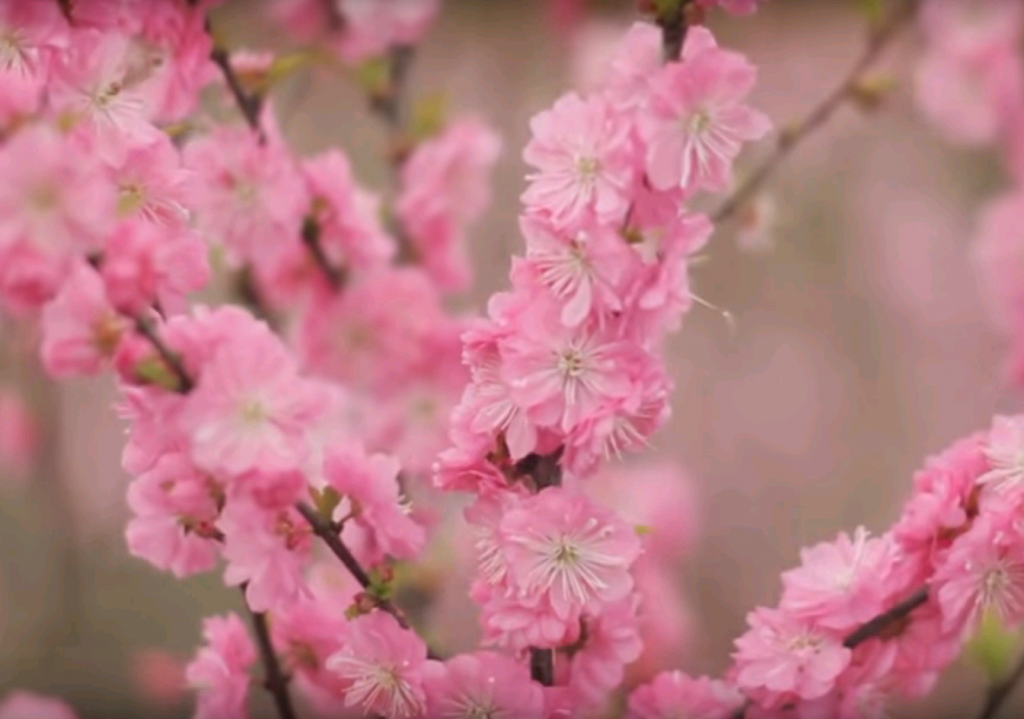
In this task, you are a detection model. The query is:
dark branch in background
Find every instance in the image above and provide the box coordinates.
[711,0,920,224]
[208,41,266,141]
[530,647,555,687]
[514,447,564,491]
[133,316,194,393]
[842,585,928,648]
[976,648,1024,719]
[655,0,692,62]
[301,217,346,290]
[245,600,298,719]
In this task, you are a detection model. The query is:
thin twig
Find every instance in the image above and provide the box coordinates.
[711,0,920,224]
[133,316,194,394]
[245,600,298,719]
[842,585,928,648]
[301,217,346,290]
[208,36,265,140]
[656,0,691,62]
[976,648,1024,719]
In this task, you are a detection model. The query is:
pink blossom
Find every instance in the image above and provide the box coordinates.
[732,607,851,704]
[919,0,1023,58]
[132,649,187,705]
[125,452,222,579]
[499,296,635,432]
[933,511,1024,636]
[421,651,545,719]
[326,610,428,719]
[324,444,426,565]
[183,119,306,266]
[565,595,644,707]
[0,693,77,719]
[638,32,770,193]
[522,92,637,231]
[514,215,636,326]
[0,125,114,312]
[271,595,352,707]
[627,672,743,719]
[602,22,662,112]
[185,613,255,719]
[0,3,69,123]
[334,0,441,62]
[219,497,312,612]
[978,415,1024,498]
[181,319,321,477]
[110,134,193,228]
[780,528,899,632]
[40,263,126,378]
[397,116,502,291]
[499,487,641,622]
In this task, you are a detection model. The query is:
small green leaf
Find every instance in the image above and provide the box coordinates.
[134,358,181,392]
[312,486,342,521]
[970,609,1022,682]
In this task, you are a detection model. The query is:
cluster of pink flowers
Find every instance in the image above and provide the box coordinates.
[626,414,1024,718]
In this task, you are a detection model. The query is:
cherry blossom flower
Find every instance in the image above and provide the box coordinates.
[421,651,545,719]
[185,613,255,719]
[522,92,637,231]
[0,693,78,719]
[326,611,428,719]
[978,415,1024,497]
[627,672,743,719]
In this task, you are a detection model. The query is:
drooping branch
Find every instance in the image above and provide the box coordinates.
[711,0,920,224]
[301,216,347,290]
[245,603,298,719]
[208,39,265,140]
[133,316,194,394]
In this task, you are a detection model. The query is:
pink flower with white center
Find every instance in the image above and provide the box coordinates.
[522,92,637,231]
[324,443,426,565]
[185,613,255,719]
[183,119,306,266]
[638,33,770,193]
[0,692,77,719]
[627,672,743,719]
[111,135,193,229]
[978,415,1024,497]
[334,0,441,62]
[780,528,899,631]
[732,607,851,704]
[516,215,635,327]
[0,3,68,120]
[40,262,127,378]
[49,30,161,162]
[499,487,641,621]
[219,496,312,613]
[421,651,545,719]
[181,320,321,477]
[933,512,1024,636]
[125,452,222,579]
[0,125,114,312]
[326,611,428,719]
[500,296,635,432]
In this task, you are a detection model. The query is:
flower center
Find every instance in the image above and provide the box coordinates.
[238,398,267,424]
[575,155,600,177]
[558,349,584,378]
[688,108,713,135]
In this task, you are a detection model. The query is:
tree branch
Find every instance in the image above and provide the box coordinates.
[209,41,265,141]
[711,0,920,224]
[301,217,347,290]
[133,316,194,394]
[530,647,555,686]
[976,648,1024,719]
[842,585,928,648]
[656,0,691,63]
[245,601,298,719]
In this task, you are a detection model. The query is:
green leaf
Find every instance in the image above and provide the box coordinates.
[410,91,447,141]
[134,358,181,392]
[312,486,342,521]
[970,609,1022,682]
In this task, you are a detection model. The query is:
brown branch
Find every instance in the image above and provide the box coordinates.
[976,648,1024,719]
[656,1,691,63]
[530,647,555,686]
[208,32,265,141]
[842,585,928,648]
[301,217,346,290]
[711,0,920,224]
[133,316,194,394]
[244,599,298,719]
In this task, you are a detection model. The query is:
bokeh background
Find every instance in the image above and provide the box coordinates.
[0,0,1018,717]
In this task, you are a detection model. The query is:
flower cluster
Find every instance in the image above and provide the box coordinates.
[627,414,1024,718]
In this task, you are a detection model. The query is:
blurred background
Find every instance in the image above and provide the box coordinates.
[0,0,1018,717]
